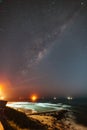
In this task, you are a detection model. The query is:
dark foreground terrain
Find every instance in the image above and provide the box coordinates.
[0,105,87,130]
[0,107,47,130]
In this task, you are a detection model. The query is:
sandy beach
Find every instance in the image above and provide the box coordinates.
[28,110,87,130]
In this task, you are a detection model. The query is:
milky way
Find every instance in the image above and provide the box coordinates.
[0,0,87,97]
[0,1,83,73]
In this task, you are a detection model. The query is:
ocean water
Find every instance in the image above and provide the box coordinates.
[7,97,87,128]
[7,102,71,112]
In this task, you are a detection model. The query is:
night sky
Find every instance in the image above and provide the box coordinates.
[0,0,87,99]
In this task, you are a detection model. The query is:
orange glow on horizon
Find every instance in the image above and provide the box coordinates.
[0,84,5,100]
[0,96,5,100]
[0,80,11,100]
[0,76,20,100]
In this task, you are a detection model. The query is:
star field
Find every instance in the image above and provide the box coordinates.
[0,0,87,98]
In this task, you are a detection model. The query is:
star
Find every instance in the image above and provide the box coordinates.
[81,2,84,5]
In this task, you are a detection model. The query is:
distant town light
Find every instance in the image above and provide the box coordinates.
[53,97,56,100]
[67,96,73,100]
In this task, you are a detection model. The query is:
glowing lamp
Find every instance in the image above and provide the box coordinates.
[31,95,37,102]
